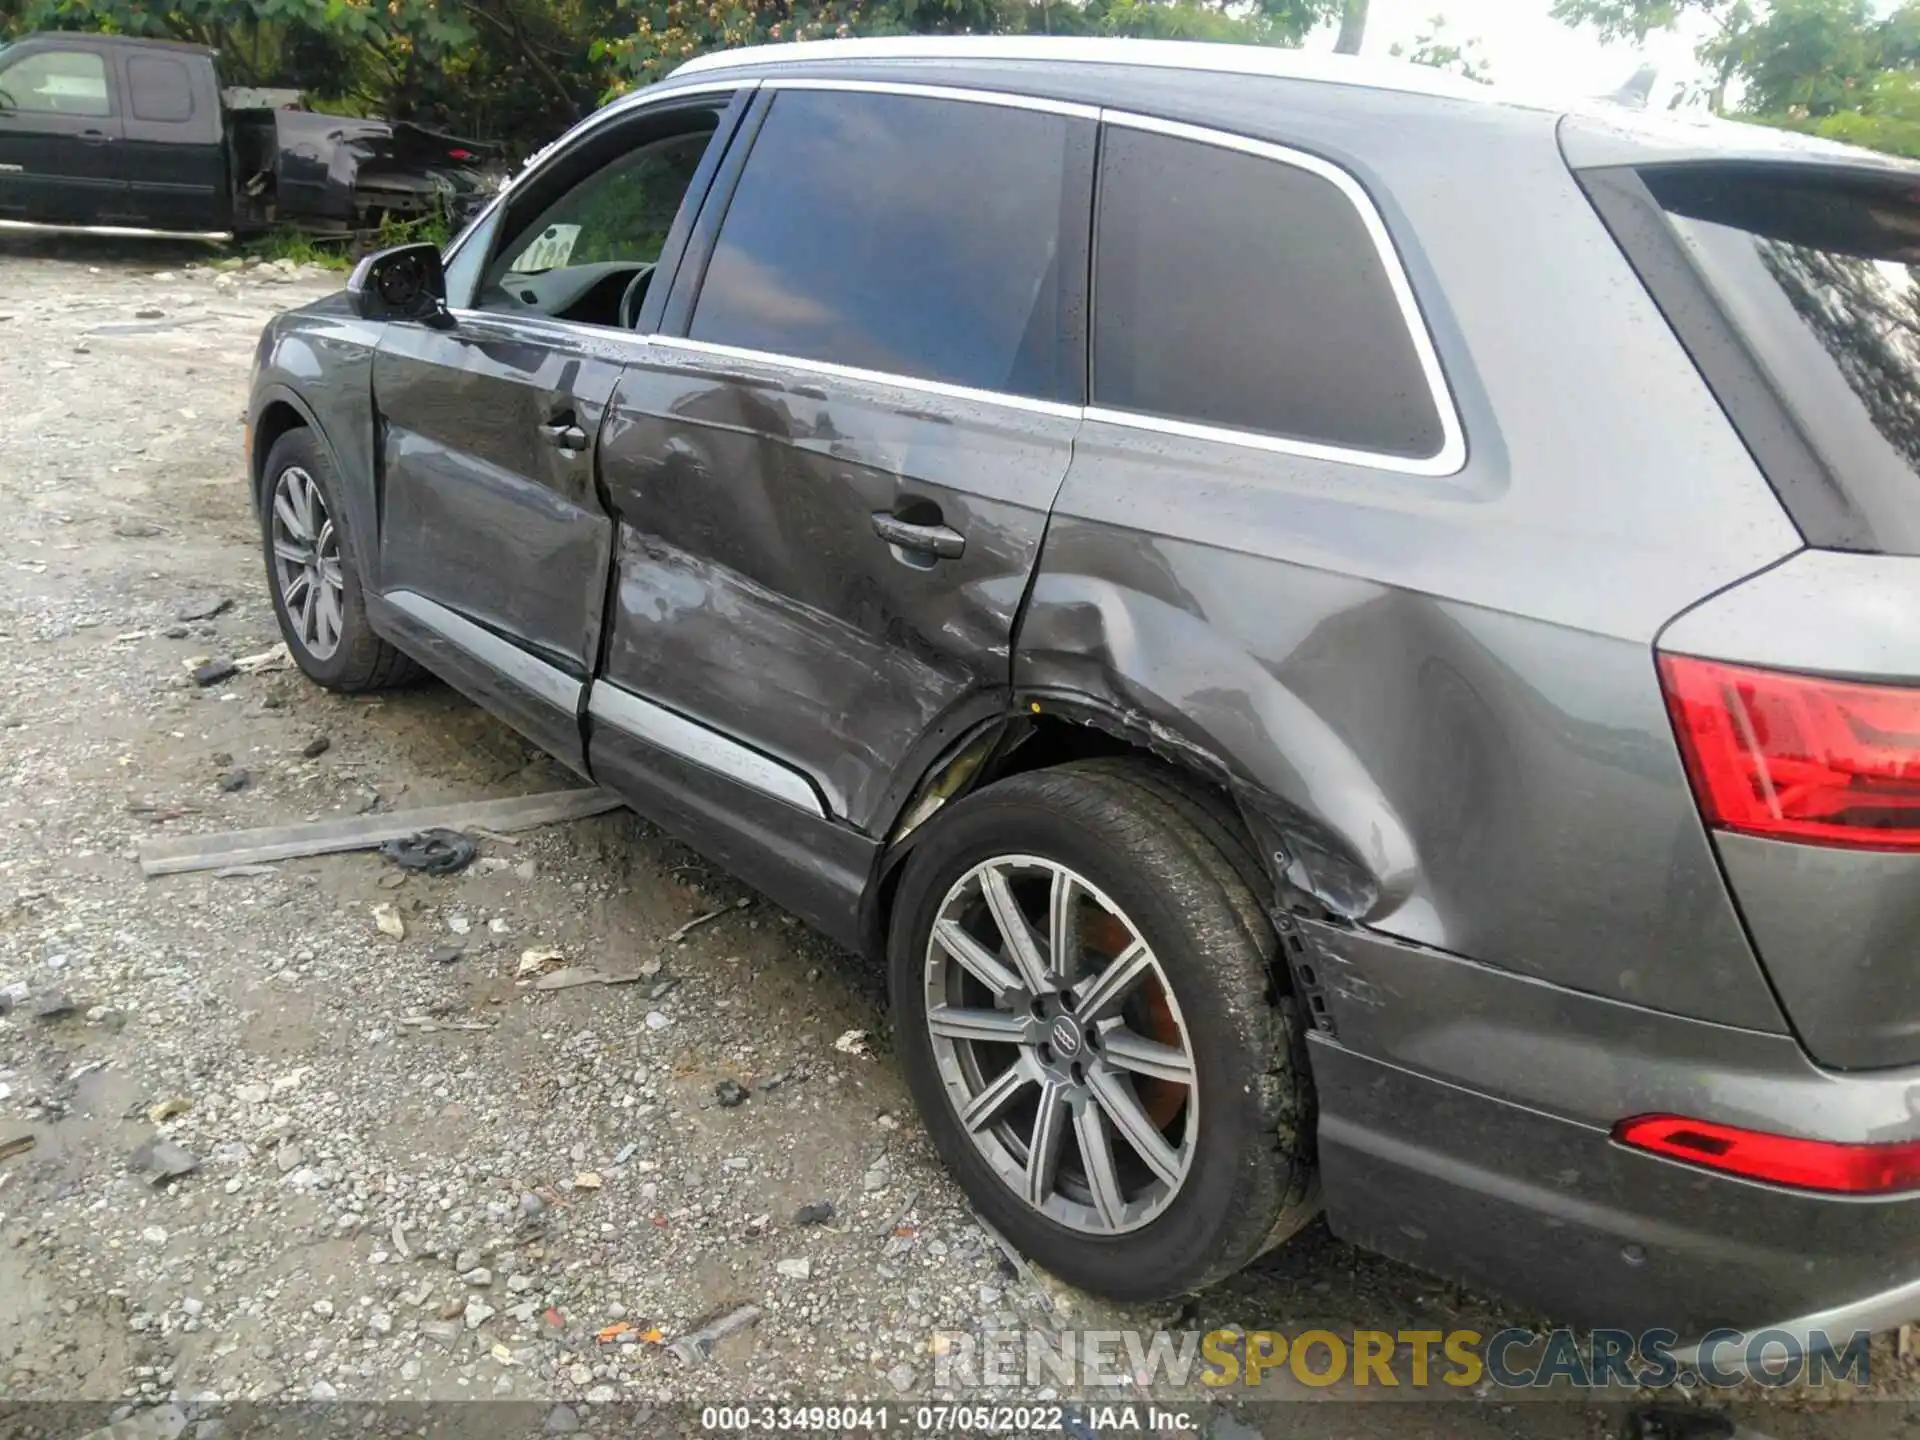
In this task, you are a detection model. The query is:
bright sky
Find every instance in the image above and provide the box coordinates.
[1305,0,1711,100]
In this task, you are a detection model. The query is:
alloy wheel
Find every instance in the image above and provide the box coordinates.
[923,855,1198,1234]
[269,465,345,662]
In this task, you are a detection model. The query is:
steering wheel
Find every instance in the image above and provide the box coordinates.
[618,263,657,331]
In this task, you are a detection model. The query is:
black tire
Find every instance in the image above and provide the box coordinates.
[259,428,419,693]
[888,758,1319,1301]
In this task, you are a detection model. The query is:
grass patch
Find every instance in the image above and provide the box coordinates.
[237,208,455,272]
[240,231,354,271]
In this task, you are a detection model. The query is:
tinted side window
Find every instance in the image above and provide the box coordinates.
[0,49,111,118]
[691,90,1088,404]
[1092,125,1445,460]
[127,55,194,124]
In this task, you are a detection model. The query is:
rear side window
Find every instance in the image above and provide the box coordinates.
[127,54,194,124]
[1091,124,1447,461]
[1646,167,1920,529]
[690,89,1089,404]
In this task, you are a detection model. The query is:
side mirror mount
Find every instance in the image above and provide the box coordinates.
[347,243,452,327]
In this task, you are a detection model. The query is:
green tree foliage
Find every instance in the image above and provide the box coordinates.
[1389,12,1492,80]
[1552,0,1920,156]
[4,0,1346,142]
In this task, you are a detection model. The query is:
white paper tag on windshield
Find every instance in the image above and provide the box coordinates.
[510,224,580,273]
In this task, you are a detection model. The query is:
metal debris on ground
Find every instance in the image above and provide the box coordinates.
[666,896,751,943]
[666,1303,763,1366]
[138,787,623,876]
[0,1135,34,1162]
[395,1014,494,1033]
[211,864,277,879]
[302,735,332,758]
[232,644,290,674]
[33,994,76,1022]
[715,1079,748,1108]
[973,1213,1052,1311]
[146,1097,192,1123]
[879,1188,922,1239]
[174,595,231,622]
[517,947,567,977]
[379,827,477,875]
[532,966,644,991]
[833,1029,871,1057]
[217,769,250,793]
[130,1136,199,1186]
[1626,1409,1738,1440]
[190,658,237,687]
[372,903,406,940]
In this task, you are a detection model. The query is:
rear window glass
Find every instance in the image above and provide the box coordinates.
[1648,168,1920,502]
[128,54,194,124]
[1091,124,1446,460]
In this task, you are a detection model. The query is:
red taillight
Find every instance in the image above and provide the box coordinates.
[1658,653,1920,851]
[1614,1114,1920,1194]
[448,148,474,161]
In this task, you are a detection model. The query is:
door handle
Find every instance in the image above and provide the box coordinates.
[78,129,113,145]
[538,418,588,452]
[871,511,965,559]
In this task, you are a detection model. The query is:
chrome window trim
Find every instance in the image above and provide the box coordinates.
[762,75,1099,120]
[653,335,1085,420]
[587,681,828,818]
[443,308,661,358]
[528,77,753,171]
[385,590,583,714]
[444,77,756,270]
[666,36,1553,113]
[443,82,1468,476]
[1087,109,1468,478]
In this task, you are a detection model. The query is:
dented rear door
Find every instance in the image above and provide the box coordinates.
[594,85,1095,831]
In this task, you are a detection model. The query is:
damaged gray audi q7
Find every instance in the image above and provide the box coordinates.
[246,35,1920,1343]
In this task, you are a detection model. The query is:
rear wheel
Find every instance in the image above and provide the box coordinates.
[889,759,1318,1299]
[260,429,418,693]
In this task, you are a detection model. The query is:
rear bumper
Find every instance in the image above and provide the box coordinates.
[1306,921,1920,1339]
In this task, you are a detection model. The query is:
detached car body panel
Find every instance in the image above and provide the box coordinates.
[249,37,1920,1342]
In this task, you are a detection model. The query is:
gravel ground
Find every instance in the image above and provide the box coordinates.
[0,240,1908,1440]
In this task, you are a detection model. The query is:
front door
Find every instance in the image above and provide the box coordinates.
[0,42,125,224]
[370,89,747,771]
[596,84,1095,831]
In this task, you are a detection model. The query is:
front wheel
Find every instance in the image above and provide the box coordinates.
[259,429,418,693]
[889,759,1318,1301]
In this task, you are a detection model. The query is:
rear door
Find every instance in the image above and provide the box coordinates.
[370,88,748,770]
[0,42,125,224]
[114,46,226,233]
[593,82,1094,832]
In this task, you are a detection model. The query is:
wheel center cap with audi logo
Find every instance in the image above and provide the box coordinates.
[1049,1014,1083,1057]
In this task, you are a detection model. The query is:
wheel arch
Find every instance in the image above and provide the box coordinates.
[248,387,330,506]
[861,699,1331,1004]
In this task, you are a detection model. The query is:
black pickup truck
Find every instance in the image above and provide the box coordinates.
[0,31,496,240]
